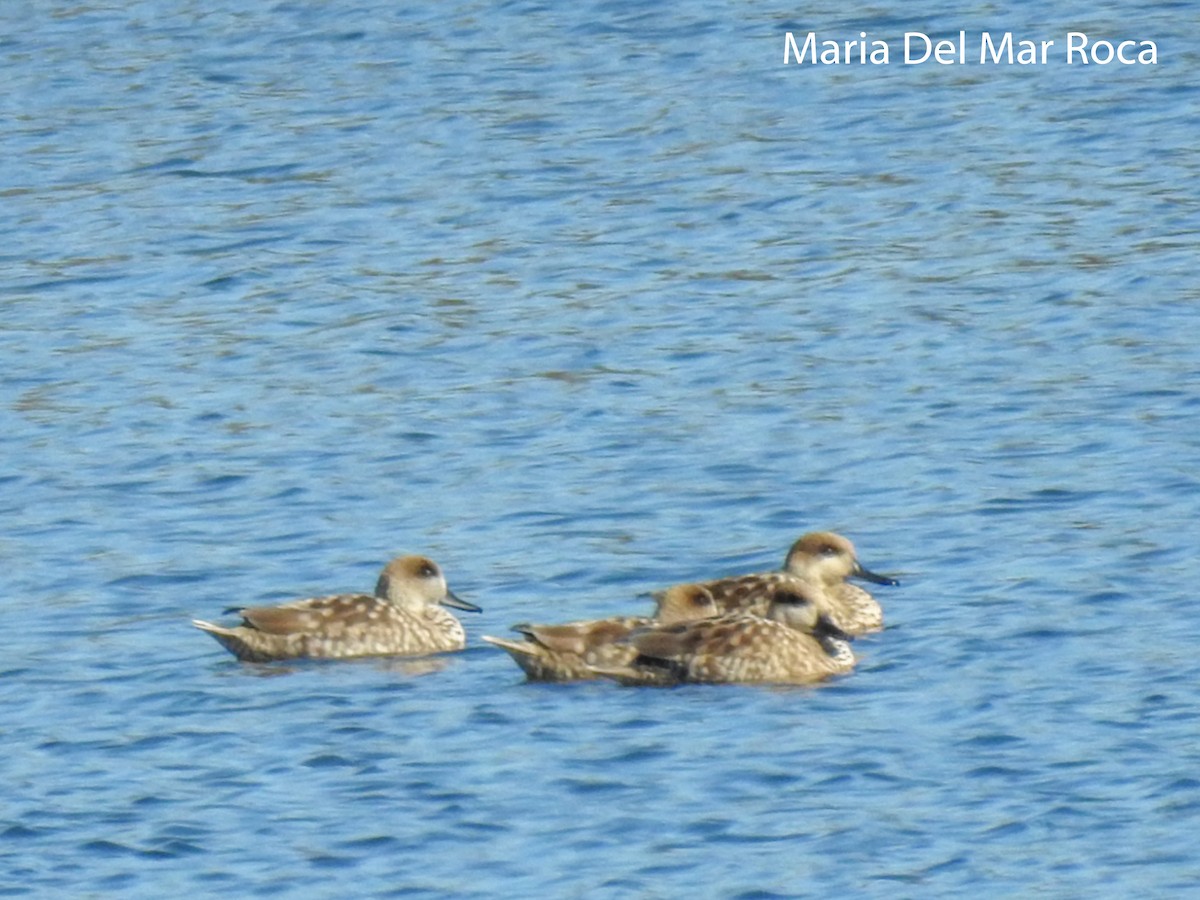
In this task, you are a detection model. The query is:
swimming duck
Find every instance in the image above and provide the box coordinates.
[593,581,854,687]
[670,531,898,635]
[192,554,479,662]
[481,583,717,681]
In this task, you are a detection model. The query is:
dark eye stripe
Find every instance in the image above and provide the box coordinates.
[774,590,811,606]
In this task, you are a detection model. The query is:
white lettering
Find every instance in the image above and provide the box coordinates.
[784,31,890,64]
[1091,39,1115,64]
[980,32,1012,64]
[981,34,1053,64]
[932,33,964,64]
[1066,34,1155,65]
[784,32,816,64]
[905,32,964,64]
[1017,40,1054,65]
[1066,32,1089,63]
[905,32,931,64]
[792,30,1156,68]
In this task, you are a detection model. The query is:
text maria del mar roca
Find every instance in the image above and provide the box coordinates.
[784,32,1158,66]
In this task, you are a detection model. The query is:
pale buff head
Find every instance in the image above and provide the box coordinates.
[375,555,480,613]
[654,583,718,624]
[783,531,897,587]
[763,579,825,630]
[765,580,850,643]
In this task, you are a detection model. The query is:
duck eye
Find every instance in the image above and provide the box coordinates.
[419,563,437,578]
[820,545,839,557]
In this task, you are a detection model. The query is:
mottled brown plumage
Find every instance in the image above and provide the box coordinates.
[482,583,717,681]
[594,581,855,687]
[192,555,479,662]
[662,531,898,635]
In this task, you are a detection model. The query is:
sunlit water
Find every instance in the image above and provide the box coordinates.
[3,1,1198,896]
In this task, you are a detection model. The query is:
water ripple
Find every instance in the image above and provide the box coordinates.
[2,0,1198,896]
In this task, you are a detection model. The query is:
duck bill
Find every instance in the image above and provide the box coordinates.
[853,561,899,586]
[441,590,482,613]
[813,614,853,643]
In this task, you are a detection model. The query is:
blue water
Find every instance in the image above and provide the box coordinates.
[3,0,1199,895]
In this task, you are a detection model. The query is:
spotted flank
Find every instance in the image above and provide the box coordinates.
[192,555,479,662]
[482,583,718,681]
[592,580,855,687]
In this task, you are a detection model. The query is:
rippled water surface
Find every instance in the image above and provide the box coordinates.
[3,0,1199,896]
